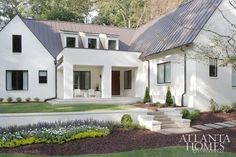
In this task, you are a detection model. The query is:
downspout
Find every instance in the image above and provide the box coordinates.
[148,60,150,90]
[181,50,187,107]
[44,59,58,102]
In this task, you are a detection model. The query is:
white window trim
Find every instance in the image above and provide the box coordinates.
[63,34,79,48]
[106,38,119,50]
[86,36,99,49]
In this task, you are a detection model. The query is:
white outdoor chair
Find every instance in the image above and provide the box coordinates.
[88,89,96,97]
[74,89,83,97]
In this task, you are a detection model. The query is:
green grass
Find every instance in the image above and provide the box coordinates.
[0,103,131,113]
[0,147,235,157]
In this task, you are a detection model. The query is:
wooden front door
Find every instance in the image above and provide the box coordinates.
[112,71,120,95]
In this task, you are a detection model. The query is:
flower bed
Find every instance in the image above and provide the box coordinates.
[0,120,114,148]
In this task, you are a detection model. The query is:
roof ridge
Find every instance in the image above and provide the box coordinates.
[21,18,137,31]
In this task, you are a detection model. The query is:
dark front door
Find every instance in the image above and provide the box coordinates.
[112,71,120,95]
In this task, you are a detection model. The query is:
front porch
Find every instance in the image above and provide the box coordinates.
[57,64,140,101]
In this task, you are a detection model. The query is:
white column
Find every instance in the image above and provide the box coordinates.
[101,65,112,98]
[63,62,73,99]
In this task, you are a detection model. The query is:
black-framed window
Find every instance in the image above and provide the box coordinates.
[74,71,91,90]
[108,40,117,50]
[39,71,47,84]
[209,58,218,77]
[233,67,236,87]
[66,37,76,48]
[124,70,132,89]
[12,35,22,53]
[157,62,171,84]
[6,70,28,90]
[88,38,97,49]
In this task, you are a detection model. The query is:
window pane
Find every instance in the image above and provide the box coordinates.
[108,40,116,50]
[209,58,217,77]
[39,71,47,83]
[233,67,236,87]
[77,71,91,90]
[158,64,165,83]
[165,63,171,83]
[12,35,22,53]
[85,72,90,89]
[88,38,97,49]
[66,37,76,48]
[6,71,28,90]
[23,71,28,90]
[6,72,12,90]
[124,70,132,89]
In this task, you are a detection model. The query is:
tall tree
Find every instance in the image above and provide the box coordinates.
[0,0,29,28]
[28,0,91,22]
[93,0,145,28]
[93,0,182,28]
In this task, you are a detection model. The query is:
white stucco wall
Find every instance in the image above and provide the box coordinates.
[59,48,147,99]
[0,16,55,101]
[148,0,236,111]
[148,49,185,106]
[191,0,236,111]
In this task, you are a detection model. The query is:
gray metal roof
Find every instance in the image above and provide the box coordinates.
[22,19,136,58]
[21,0,222,59]
[129,0,223,58]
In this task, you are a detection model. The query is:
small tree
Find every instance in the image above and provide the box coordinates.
[143,87,151,103]
[165,87,173,106]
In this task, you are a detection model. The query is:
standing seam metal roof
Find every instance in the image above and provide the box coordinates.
[21,0,223,59]
[129,0,223,58]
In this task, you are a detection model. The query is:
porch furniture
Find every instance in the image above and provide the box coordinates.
[88,89,96,97]
[74,89,83,97]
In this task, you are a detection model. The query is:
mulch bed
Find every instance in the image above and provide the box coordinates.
[0,127,235,156]
[191,110,236,125]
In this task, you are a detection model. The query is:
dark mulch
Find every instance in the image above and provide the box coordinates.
[191,110,236,125]
[0,127,236,156]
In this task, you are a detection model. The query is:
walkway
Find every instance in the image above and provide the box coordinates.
[159,120,236,135]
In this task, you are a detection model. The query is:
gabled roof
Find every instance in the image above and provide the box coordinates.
[129,0,223,58]
[22,19,136,58]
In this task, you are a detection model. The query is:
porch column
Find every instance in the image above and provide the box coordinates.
[63,62,73,99]
[101,65,112,98]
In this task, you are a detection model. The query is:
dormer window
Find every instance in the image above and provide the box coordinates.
[88,38,97,49]
[108,40,117,50]
[66,37,76,48]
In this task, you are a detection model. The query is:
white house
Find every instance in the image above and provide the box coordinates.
[0,0,235,111]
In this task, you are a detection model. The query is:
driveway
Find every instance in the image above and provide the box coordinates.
[0,108,148,127]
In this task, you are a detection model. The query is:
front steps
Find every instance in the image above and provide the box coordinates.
[48,97,142,105]
[148,111,179,129]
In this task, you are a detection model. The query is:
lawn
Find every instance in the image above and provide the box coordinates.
[0,103,131,113]
[0,147,235,157]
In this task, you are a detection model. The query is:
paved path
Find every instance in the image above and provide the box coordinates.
[0,108,148,127]
[192,120,236,131]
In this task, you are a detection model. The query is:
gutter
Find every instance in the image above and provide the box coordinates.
[181,48,187,107]
[44,59,58,102]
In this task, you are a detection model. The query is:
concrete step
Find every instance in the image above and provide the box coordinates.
[147,111,164,116]
[48,97,142,105]
[154,117,172,121]
[161,123,179,129]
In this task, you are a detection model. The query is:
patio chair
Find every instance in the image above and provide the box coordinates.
[88,89,96,97]
[74,89,83,97]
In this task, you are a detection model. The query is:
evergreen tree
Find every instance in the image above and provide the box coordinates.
[165,87,173,106]
[143,87,151,103]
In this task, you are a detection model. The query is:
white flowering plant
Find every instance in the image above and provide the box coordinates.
[0,119,115,148]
